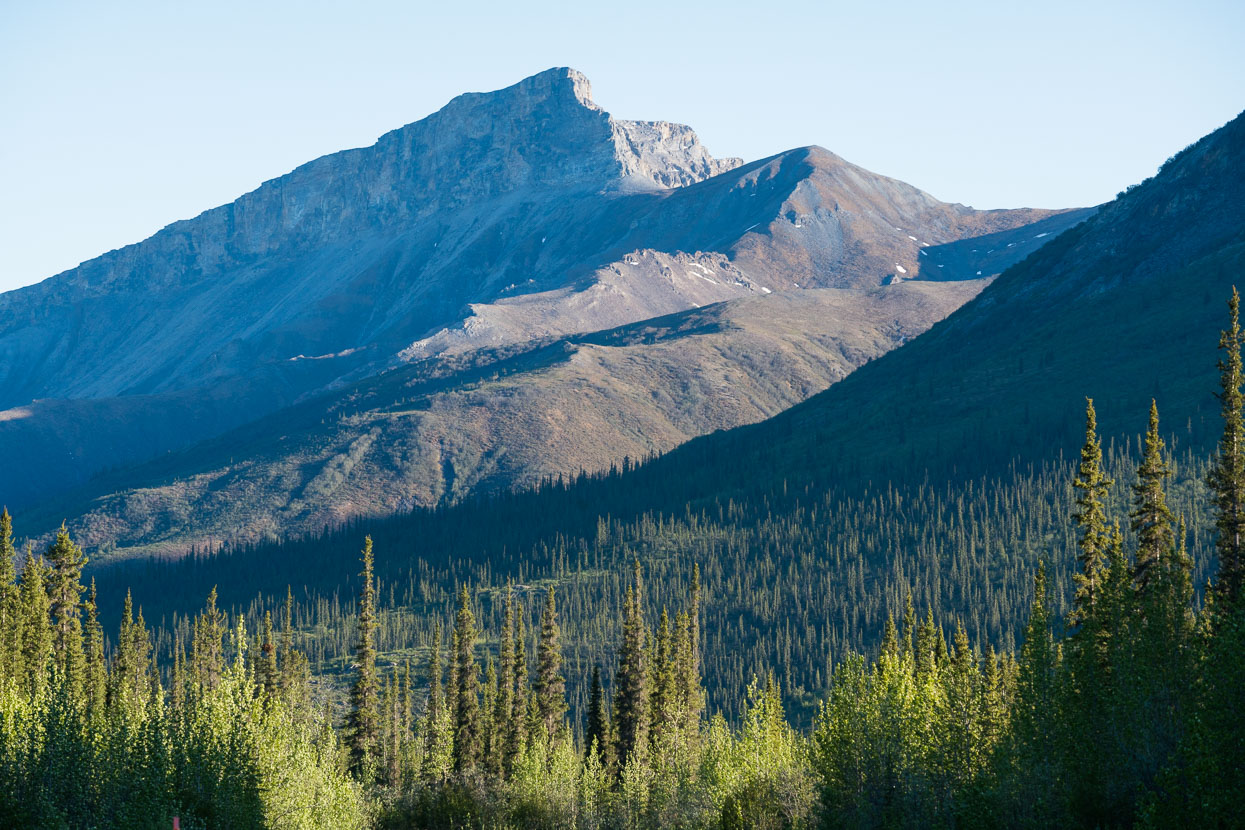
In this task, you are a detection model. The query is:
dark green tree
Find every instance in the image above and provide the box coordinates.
[82,579,106,716]
[18,550,51,700]
[585,665,611,765]
[0,509,16,678]
[491,585,516,776]
[257,610,278,701]
[451,584,481,771]
[421,620,447,783]
[1130,401,1176,591]
[534,586,566,738]
[44,523,87,695]
[1071,398,1114,626]
[508,611,529,764]
[347,536,380,777]
[1209,287,1245,611]
[191,586,225,692]
[614,562,649,769]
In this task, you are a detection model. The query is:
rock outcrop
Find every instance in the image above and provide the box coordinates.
[0,68,1087,542]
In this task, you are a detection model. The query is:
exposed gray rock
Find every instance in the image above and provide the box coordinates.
[0,67,1087,523]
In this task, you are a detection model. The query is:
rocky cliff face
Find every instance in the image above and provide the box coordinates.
[0,68,1086,535]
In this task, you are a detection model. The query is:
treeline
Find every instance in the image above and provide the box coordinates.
[93,435,1216,728]
[0,511,365,828]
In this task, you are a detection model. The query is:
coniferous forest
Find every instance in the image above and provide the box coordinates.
[0,293,1243,828]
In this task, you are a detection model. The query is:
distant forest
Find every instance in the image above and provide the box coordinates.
[2,295,1245,827]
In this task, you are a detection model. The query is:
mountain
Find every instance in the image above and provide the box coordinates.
[26,280,984,554]
[0,68,1086,551]
[82,110,1245,737]
[674,107,1245,495]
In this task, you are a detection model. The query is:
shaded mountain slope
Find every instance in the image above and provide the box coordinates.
[639,108,1245,505]
[32,279,985,555]
[0,68,1082,533]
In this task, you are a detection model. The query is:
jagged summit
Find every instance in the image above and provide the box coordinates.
[0,68,1084,533]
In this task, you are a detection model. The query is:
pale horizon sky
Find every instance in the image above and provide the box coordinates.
[1,0,1243,293]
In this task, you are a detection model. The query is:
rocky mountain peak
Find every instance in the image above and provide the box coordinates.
[420,66,740,191]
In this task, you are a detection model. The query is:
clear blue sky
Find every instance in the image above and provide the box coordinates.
[2,0,1242,293]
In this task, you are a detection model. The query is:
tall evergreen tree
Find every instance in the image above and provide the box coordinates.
[0,508,16,678]
[1008,563,1061,823]
[649,607,677,736]
[1071,398,1114,626]
[614,562,649,769]
[534,586,566,738]
[347,536,380,777]
[492,585,516,776]
[82,579,106,716]
[1209,287,1245,611]
[257,610,278,701]
[678,564,703,729]
[111,589,136,703]
[480,657,497,771]
[508,611,529,764]
[1131,401,1176,591]
[585,665,611,764]
[44,523,87,695]
[192,586,225,691]
[421,620,449,783]
[18,549,50,700]
[451,584,481,771]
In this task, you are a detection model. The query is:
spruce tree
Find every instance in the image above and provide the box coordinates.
[45,523,87,696]
[421,620,449,783]
[347,536,380,777]
[257,610,278,701]
[1071,398,1114,625]
[0,508,16,678]
[649,607,677,737]
[481,657,497,768]
[508,611,529,764]
[277,585,310,707]
[451,584,481,771]
[614,562,649,769]
[111,589,136,704]
[192,586,225,691]
[492,585,516,776]
[534,586,566,738]
[1209,287,1245,611]
[676,564,703,729]
[1131,401,1176,591]
[1010,563,1061,822]
[170,634,186,717]
[384,665,402,786]
[18,549,51,700]
[128,606,151,703]
[585,665,611,764]
[82,579,106,716]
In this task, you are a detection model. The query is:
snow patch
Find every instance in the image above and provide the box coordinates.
[895,265,907,274]
[760,287,772,294]
[908,235,918,241]
[289,347,361,362]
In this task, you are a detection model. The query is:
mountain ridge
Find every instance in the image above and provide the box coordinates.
[0,68,1088,544]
